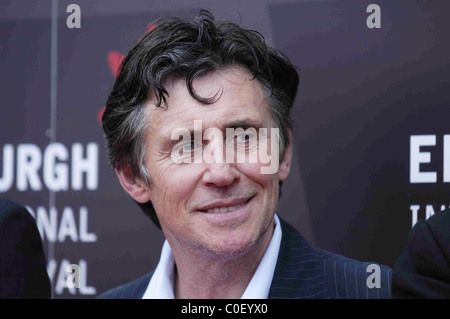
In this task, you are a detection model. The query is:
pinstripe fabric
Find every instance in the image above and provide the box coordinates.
[268,219,392,299]
[97,219,392,299]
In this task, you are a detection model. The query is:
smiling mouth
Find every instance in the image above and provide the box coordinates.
[198,197,253,213]
[205,201,246,213]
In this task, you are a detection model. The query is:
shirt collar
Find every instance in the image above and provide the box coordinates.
[142,214,282,299]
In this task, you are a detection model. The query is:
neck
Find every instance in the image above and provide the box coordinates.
[169,223,274,299]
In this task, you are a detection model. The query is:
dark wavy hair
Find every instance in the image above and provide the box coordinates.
[102,10,299,228]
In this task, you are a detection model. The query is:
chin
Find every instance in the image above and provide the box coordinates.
[198,231,262,261]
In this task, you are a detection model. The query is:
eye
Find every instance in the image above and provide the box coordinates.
[181,141,197,152]
[171,140,203,164]
[236,134,250,142]
[233,132,257,150]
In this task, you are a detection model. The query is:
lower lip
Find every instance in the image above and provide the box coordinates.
[197,198,253,223]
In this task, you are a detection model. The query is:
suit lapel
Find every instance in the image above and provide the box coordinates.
[268,219,330,299]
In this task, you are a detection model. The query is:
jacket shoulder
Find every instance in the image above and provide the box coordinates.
[97,272,153,299]
[0,198,51,299]
[0,198,30,223]
[273,219,391,299]
[315,247,392,299]
[392,210,450,298]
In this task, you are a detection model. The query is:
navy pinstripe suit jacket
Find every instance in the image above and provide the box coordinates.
[98,218,392,299]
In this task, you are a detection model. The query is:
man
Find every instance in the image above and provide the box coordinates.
[392,210,450,298]
[98,10,391,299]
[0,198,51,298]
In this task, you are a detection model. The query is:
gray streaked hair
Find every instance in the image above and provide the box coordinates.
[101,10,299,228]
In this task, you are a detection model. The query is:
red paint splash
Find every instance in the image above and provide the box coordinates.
[98,22,156,123]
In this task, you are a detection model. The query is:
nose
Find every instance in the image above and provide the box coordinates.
[202,162,240,187]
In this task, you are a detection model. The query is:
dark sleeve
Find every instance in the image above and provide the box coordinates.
[392,211,450,299]
[0,199,51,299]
[96,272,153,299]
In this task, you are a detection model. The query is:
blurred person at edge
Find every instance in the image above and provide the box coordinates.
[0,198,51,298]
[393,209,450,299]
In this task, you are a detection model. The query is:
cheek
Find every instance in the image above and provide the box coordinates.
[237,162,278,192]
[149,163,204,210]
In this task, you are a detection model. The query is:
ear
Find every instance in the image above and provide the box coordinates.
[278,129,293,181]
[115,167,151,203]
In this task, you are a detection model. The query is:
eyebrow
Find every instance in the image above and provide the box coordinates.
[224,119,264,130]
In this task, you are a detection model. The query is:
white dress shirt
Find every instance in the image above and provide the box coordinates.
[142,214,282,299]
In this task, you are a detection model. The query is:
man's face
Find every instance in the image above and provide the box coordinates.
[122,66,292,258]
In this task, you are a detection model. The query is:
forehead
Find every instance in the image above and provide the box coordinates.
[145,66,273,136]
